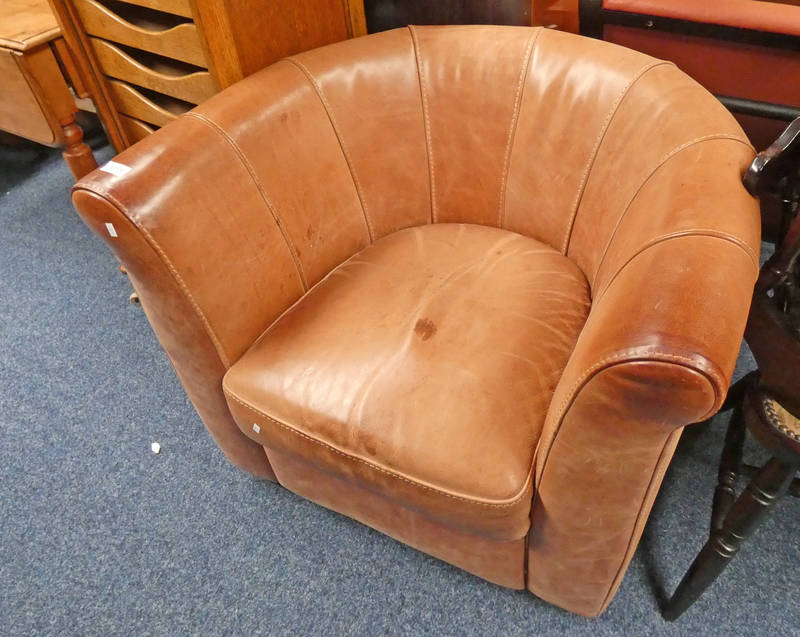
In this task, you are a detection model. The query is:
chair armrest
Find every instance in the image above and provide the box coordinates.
[527,139,762,616]
[528,235,759,615]
[71,114,313,479]
[73,186,277,479]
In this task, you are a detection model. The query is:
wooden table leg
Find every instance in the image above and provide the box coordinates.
[61,115,97,180]
[662,456,797,621]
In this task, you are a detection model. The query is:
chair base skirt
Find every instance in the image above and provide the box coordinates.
[266,447,526,589]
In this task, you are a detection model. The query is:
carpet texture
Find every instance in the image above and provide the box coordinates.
[1,143,798,636]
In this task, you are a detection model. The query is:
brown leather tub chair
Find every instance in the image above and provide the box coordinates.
[71,26,761,617]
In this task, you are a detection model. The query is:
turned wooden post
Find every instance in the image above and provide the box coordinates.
[663,455,797,621]
[60,116,97,179]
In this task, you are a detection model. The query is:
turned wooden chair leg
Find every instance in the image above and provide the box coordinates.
[662,457,797,621]
[61,115,97,180]
[710,403,746,532]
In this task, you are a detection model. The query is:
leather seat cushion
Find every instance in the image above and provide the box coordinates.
[223,223,591,540]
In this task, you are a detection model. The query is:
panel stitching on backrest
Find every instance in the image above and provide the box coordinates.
[497,28,542,229]
[594,230,760,303]
[185,111,309,291]
[285,56,375,242]
[560,60,675,255]
[74,187,233,369]
[591,134,756,288]
[409,25,436,224]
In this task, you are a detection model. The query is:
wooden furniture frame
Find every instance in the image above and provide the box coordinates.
[48,0,368,151]
[663,117,800,621]
[1,0,97,179]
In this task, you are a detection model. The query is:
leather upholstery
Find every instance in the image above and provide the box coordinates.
[224,224,591,540]
[71,26,760,616]
[268,448,528,589]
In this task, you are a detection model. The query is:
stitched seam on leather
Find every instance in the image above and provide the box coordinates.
[561,60,675,255]
[224,388,533,508]
[185,111,309,291]
[242,225,435,354]
[409,25,436,224]
[595,230,759,304]
[73,187,232,368]
[497,28,541,229]
[239,237,369,355]
[592,134,756,288]
[285,57,375,242]
[596,429,680,614]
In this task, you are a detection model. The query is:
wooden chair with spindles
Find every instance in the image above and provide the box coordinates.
[664,117,800,620]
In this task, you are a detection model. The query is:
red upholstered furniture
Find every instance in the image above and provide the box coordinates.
[580,0,800,151]
[71,26,760,616]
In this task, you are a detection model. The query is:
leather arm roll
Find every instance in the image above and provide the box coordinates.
[527,137,762,616]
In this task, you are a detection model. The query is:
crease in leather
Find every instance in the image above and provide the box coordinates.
[595,427,682,615]
[72,186,233,369]
[561,60,676,255]
[223,387,535,508]
[235,231,396,357]
[184,111,309,291]
[497,28,542,228]
[342,234,531,425]
[591,134,756,287]
[244,225,537,364]
[408,25,436,224]
[284,56,375,242]
[595,230,760,303]
[535,350,722,479]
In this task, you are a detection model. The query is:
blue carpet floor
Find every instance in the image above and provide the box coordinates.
[1,142,798,636]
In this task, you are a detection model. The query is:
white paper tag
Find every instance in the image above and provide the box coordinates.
[105,222,118,237]
[99,160,131,177]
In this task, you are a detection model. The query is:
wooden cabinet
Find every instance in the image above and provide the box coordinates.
[48,0,367,150]
[531,0,579,32]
